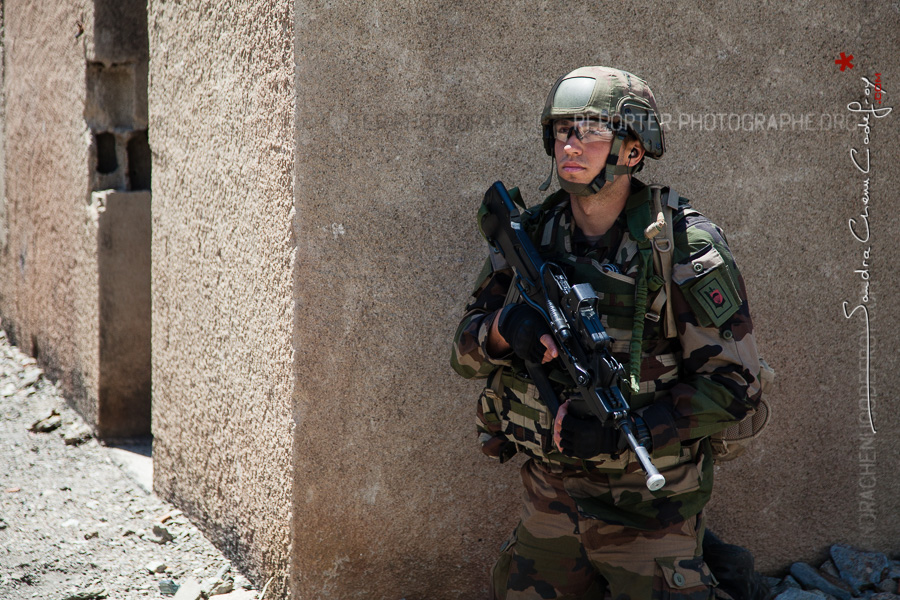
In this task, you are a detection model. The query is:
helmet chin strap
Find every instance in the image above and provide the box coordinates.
[551,133,639,196]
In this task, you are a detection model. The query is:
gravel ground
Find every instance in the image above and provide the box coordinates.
[0,329,266,600]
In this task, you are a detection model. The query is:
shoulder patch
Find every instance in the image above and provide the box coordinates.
[673,244,742,327]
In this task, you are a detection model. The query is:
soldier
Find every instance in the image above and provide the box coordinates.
[451,66,764,600]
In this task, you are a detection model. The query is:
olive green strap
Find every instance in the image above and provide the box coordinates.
[628,243,653,394]
[649,185,678,338]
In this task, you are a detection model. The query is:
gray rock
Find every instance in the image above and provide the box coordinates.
[201,577,223,595]
[770,578,804,599]
[790,562,853,600]
[159,580,180,596]
[146,560,168,574]
[212,591,258,600]
[820,560,842,580]
[831,544,891,593]
[20,367,42,387]
[173,578,204,600]
[210,580,235,596]
[215,563,233,581]
[869,594,900,600]
[61,588,108,600]
[878,580,899,594]
[216,590,256,600]
[146,524,175,544]
[28,410,61,433]
[233,575,252,590]
[775,588,832,600]
[62,424,93,446]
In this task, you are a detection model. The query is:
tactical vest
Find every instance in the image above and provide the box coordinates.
[480,186,696,472]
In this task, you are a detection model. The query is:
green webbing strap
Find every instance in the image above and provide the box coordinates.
[628,242,653,394]
[604,135,626,182]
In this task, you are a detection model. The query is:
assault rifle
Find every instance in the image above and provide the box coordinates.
[479,181,665,491]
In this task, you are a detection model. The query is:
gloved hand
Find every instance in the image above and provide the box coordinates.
[555,401,626,458]
[497,304,554,364]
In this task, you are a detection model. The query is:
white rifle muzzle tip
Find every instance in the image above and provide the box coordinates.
[646,473,666,491]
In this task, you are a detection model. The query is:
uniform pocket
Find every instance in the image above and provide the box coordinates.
[656,555,717,596]
[494,371,553,455]
[490,530,518,600]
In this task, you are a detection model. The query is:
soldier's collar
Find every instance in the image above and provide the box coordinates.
[623,180,654,242]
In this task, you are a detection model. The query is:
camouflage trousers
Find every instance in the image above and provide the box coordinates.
[492,459,716,600]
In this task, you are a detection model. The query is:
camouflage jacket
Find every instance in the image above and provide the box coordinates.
[450,183,763,530]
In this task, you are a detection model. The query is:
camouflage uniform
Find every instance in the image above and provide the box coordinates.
[451,183,762,600]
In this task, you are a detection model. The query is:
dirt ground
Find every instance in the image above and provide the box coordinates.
[0,330,265,600]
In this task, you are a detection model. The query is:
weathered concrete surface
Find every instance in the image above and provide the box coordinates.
[0,0,100,422]
[148,0,294,595]
[85,0,149,65]
[97,190,151,438]
[292,1,899,597]
[0,0,152,438]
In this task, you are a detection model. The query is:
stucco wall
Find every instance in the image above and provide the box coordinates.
[148,0,295,593]
[293,1,898,598]
[0,0,152,437]
[0,0,100,420]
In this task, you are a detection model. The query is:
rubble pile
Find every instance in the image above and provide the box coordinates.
[764,544,900,600]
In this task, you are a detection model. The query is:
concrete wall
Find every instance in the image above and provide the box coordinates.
[148,0,295,594]
[97,190,152,437]
[0,0,152,438]
[0,0,100,420]
[293,1,899,597]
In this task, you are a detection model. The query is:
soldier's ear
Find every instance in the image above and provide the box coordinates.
[625,141,645,166]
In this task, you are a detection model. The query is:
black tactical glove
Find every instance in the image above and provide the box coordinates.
[558,412,626,458]
[497,304,553,364]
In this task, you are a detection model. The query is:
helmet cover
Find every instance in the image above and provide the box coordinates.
[541,66,665,159]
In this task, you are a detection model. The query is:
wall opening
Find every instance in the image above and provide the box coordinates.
[95,132,118,174]
[127,130,151,190]
[87,0,152,441]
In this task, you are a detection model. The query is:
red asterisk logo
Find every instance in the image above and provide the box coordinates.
[835,52,854,71]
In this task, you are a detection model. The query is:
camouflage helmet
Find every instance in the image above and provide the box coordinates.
[540,66,665,160]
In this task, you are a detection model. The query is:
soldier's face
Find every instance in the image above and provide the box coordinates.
[554,122,613,185]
